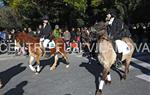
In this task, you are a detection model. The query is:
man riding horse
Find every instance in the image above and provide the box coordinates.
[40,15,52,39]
[105,9,131,67]
[40,15,54,57]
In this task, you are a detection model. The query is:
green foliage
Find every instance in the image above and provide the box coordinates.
[64,0,87,13]
[0,0,142,29]
[113,0,142,20]
[91,0,103,7]
[76,18,85,27]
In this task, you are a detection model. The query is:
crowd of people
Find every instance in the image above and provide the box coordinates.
[0,23,92,55]
[0,9,150,56]
[130,22,150,43]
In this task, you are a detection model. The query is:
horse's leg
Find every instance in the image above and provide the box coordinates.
[64,54,69,68]
[40,41,46,57]
[96,67,110,95]
[123,59,131,80]
[50,54,58,71]
[29,56,36,72]
[42,48,46,57]
[35,56,41,73]
[60,52,69,68]
[105,72,111,84]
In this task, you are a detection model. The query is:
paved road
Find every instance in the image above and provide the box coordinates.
[0,53,149,95]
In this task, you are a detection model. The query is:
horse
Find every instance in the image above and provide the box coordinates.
[93,21,135,95]
[15,32,69,74]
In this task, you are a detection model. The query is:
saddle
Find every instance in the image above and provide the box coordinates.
[114,40,130,55]
[40,38,55,49]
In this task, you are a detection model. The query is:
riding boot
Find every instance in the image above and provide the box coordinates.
[45,48,51,58]
[112,40,117,52]
[115,52,123,68]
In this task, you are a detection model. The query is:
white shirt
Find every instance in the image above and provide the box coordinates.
[108,17,115,25]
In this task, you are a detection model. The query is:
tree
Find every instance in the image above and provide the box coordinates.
[64,0,87,13]
[0,7,22,29]
[113,0,142,23]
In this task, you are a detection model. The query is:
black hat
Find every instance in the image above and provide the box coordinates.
[107,9,117,17]
[42,15,49,20]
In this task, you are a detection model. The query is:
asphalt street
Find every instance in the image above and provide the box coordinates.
[0,52,149,95]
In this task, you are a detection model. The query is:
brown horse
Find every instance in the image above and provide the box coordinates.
[94,22,135,95]
[15,32,69,74]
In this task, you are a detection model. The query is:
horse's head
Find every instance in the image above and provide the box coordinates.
[14,32,40,51]
[91,21,108,40]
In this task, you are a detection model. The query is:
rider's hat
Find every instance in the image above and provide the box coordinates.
[42,15,49,20]
[107,9,117,17]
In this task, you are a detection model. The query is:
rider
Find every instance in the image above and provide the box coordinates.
[53,25,61,38]
[40,15,52,57]
[106,9,124,67]
[40,15,52,40]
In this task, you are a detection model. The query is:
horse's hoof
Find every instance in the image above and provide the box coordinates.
[50,67,56,71]
[66,65,69,68]
[0,84,2,89]
[0,81,3,89]
[35,72,39,75]
[123,75,127,80]
[36,67,41,73]
[0,84,2,88]
[96,90,103,95]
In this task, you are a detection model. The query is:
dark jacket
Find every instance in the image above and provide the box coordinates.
[107,18,123,40]
[108,18,131,40]
[40,24,52,39]
[70,31,77,42]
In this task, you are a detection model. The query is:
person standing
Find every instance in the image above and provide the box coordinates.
[63,29,71,50]
[53,25,61,38]
[70,28,77,42]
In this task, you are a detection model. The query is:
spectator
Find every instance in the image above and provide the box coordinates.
[36,25,42,37]
[76,28,81,53]
[53,25,61,38]
[70,28,77,42]
[7,29,16,54]
[63,29,71,49]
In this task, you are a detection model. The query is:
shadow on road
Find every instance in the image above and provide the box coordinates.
[3,81,28,95]
[0,63,26,88]
[79,58,103,90]
[131,62,150,75]
[39,58,53,72]
[39,56,69,72]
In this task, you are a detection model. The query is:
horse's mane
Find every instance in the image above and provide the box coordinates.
[16,32,40,43]
[92,21,112,42]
